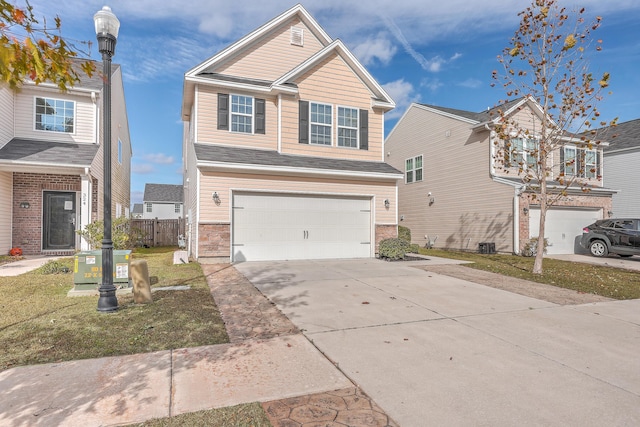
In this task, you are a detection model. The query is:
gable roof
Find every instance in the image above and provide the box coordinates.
[132,203,143,214]
[21,59,121,93]
[418,97,533,125]
[182,4,394,117]
[600,118,640,153]
[143,184,184,203]
[194,143,402,179]
[0,138,99,168]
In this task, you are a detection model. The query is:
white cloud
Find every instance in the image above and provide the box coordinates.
[132,164,155,174]
[458,78,484,88]
[353,35,397,66]
[421,78,444,92]
[143,153,175,164]
[383,78,421,120]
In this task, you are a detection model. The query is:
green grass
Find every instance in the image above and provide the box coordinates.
[126,402,272,427]
[0,247,229,371]
[419,248,640,299]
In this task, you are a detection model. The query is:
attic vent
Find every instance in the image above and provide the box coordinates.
[290,26,304,46]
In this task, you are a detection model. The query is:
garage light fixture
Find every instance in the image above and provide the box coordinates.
[384,199,390,208]
[523,207,529,215]
[212,192,221,205]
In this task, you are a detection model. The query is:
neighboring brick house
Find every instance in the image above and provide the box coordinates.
[142,183,184,220]
[385,96,615,255]
[182,4,401,262]
[599,119,640,217]
[0,60,132,255]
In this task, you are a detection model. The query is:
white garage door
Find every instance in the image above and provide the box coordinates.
[232,193,372,261]
[529,207,602,254]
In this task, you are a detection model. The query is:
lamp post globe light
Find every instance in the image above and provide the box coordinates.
[94,6,120,312]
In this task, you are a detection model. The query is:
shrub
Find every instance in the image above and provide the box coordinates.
[77,216,131,250]
[398,225,411,243]
[408,243,420,253]
[379,238,411,260]
[522,237,548,257]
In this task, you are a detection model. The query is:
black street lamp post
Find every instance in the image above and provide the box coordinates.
[94,6,120,313]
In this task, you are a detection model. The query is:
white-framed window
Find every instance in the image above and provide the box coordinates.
[231,94,253,133]
[117,139,122,164]
[146,203,152,213]
[584,149,597,179]
[310,102,332,145]
[405,155,423,184]
[563,146,577,176]
[174,203,181,213]
[35,97,75,133]
[116,203,122,218]
[505,137,539,170]
[337,106,358,148]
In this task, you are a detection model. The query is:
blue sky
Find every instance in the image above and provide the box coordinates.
[24,1,640,206]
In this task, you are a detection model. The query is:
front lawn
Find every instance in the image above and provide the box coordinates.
[0,247,229,371]
[419,248,640,300]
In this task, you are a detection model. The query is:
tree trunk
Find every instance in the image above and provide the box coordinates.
[533,184,547,275]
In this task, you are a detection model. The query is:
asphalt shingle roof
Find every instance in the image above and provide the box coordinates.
[143,184,184,203]
[132,203,143,214]
[420,98,527,123]
[193,143,402,176]
[601,119,640,152]
[0,138,99,165]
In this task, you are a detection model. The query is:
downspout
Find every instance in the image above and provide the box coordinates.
[277,94,282,153]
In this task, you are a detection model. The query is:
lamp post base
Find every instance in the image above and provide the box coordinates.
[97,290,118,312]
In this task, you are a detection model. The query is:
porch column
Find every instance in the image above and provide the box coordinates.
[80,173,92,250]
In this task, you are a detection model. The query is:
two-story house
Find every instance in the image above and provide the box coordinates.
[385,96,615,255]
[600,119,640,217]
[142,183,184,220]
[182,4,401,262]
[0,60,132,255]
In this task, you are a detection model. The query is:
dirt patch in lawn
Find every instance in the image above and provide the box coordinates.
[416,264,614,305]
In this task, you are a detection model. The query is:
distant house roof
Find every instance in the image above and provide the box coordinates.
[601,119,640,153]
[143,184,184,203]
[132,203,143,214]
[194,144,402,177]
[419,98,527,123]
[0,138,99,166]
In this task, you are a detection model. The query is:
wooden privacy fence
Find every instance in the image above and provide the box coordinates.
[130,218,185,247]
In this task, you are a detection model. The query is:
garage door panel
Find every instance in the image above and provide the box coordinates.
[233,193,372,261]
[529,208,602,254]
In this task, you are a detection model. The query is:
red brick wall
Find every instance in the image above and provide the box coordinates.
[198,223,230,258]
[13,173,81,255]
[375,224,398,253]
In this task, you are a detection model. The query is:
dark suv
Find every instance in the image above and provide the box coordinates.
[581,219,640,258]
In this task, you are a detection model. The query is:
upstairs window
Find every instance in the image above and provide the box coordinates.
[505,137,538,170]
[217,93,265,134]
[561,146,600,179]
[405,155,423,184]
[337,106,358,148]
[35,97,75,133]
[146,203,152,213]
[231,94,253,133]
[174,203,181,213]
[310,102,332,145]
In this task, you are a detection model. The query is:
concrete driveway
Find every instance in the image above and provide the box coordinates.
[235,257,640,426]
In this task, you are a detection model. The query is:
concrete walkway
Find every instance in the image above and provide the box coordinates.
[0,256,64,276]
[236,258,640,426]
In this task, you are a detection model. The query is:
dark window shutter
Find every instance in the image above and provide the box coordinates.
[359,109,368,150]
[217,93,229,130]
[559,146,565,175]
[255,98,265,134]
[299,100,309,144]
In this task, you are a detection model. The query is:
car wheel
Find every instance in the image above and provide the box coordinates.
[589,240,608,257]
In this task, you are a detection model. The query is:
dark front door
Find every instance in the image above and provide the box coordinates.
[43,191,76,250]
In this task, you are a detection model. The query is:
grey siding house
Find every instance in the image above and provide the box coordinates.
[143,184,184,220]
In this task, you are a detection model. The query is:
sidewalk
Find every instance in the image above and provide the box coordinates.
[0,263,398,426]
[0,256,63,277]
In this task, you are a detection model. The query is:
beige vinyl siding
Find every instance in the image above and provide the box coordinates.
[13,87,96,143]
[198,171,396,225]
[280,54,383,161]
[386,106,514,252]
[183,120,200,256]
[214,17,325,81]
[0,86,14,149]
[195,85,278,150]
[110,68,131,215]
[0,172,12,253]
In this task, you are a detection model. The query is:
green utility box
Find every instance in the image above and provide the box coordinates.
[73,250,132,291]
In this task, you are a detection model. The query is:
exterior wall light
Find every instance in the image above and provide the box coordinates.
[523,207,529,215]
[384,199,390,208]
[20,202,30,209]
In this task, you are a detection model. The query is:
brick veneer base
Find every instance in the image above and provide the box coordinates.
[375,224,398,253]
[13,173,81,255]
